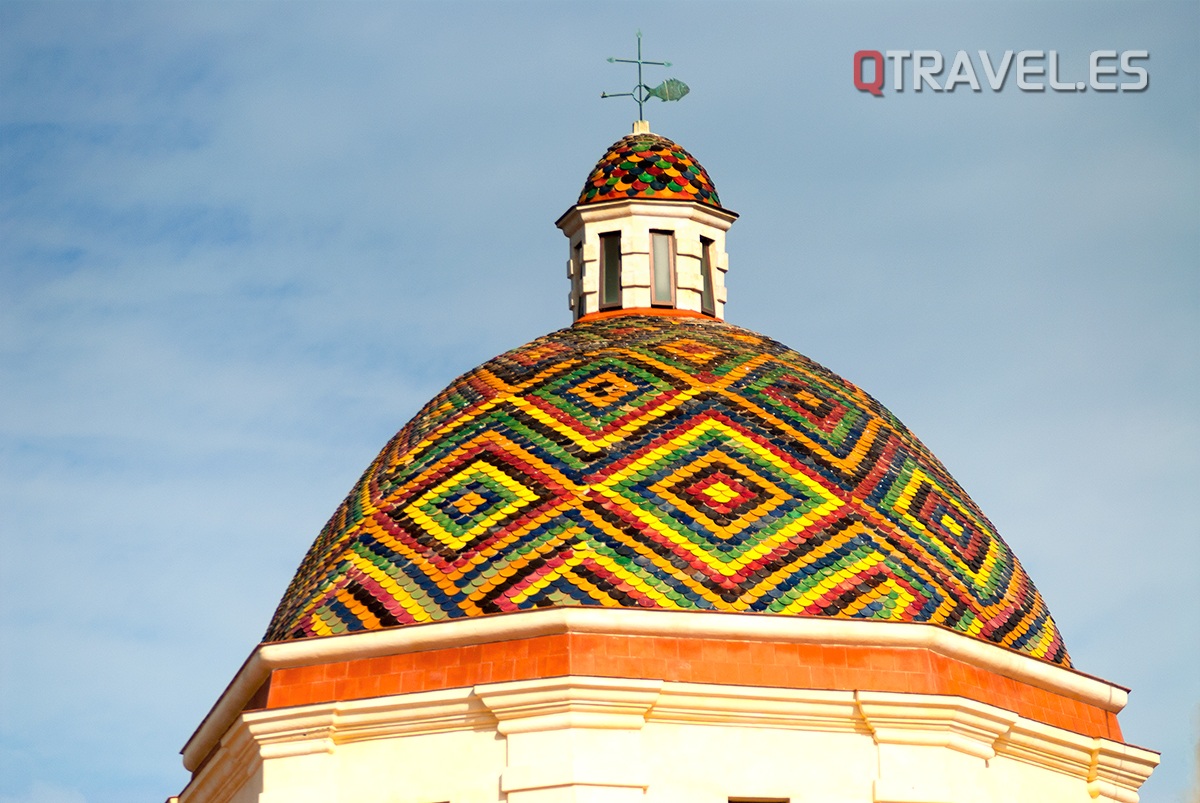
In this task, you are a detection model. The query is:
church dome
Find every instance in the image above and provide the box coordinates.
[578,131,722,208]
[265,314,1069,667]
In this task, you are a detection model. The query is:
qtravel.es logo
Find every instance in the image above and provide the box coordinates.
[853,50,1149,96]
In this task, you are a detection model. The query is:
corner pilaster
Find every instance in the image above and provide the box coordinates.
[476,676,663,803]
[1088,739,1161,803]
[857,691,1018,803]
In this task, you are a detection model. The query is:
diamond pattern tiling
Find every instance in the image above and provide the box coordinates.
[265,315,1069,667]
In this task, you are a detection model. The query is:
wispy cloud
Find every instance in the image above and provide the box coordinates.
[1,3,1195,802]
[0,783,87,803]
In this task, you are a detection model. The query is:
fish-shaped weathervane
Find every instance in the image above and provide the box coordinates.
[645,78,690,102]
[601,31,690,122]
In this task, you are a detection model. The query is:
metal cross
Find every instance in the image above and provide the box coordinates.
[601,31,672,121]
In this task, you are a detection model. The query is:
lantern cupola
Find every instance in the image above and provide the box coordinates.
[556,121,738,320]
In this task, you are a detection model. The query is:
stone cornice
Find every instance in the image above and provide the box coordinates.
[555,197,739,233]
[182,607,1131,772]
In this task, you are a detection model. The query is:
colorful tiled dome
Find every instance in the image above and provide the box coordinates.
[578,132,721,208]
[266,315,1069,667]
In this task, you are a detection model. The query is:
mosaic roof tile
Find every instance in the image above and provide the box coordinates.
[265,316,1069,667]
[577,132,721,208]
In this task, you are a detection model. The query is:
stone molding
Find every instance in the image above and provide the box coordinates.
[999,717,1098,779]
[476,676,663,734]
[857,690,1021,760]
[554,197,738,232]
[651,681,868,734]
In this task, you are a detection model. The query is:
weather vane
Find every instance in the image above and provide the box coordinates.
[601,30,690,122]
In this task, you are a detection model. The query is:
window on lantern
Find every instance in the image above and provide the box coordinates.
[650,230,676,307]
[700,236,716,316]
[573,241,584,319]
[600,232,622,309]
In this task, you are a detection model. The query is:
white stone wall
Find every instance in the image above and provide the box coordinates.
[179,677,1157,803]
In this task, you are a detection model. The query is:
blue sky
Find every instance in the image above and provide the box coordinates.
[1,2,1196,801]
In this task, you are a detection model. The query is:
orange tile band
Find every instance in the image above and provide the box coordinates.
[262,633,1121,740]
[576,307,713,323]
